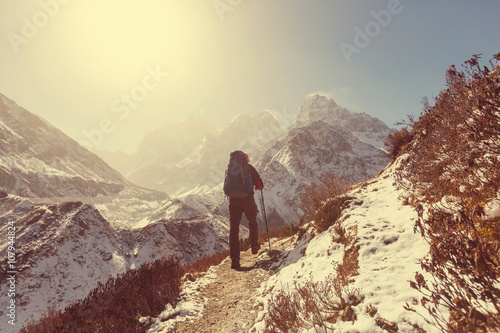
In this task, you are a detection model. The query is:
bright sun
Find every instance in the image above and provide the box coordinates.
[61,1,205,88]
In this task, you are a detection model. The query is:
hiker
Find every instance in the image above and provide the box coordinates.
[223,151,264,269]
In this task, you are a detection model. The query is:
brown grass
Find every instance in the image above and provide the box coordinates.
[300,173,354,232]
[183,249,230,276]
[20,258,183,333]
[385,127,414,161]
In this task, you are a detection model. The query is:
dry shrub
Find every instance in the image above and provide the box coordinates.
[20,258,183,333]
[265,275,361,333]
[400,53,500,332]
[406,207,500,332]
[385,127,414,160]
[183,249,230,275]
[300,174,354,232]
[332,223,357,246]
[265,290,304,333]
[279,224,302,239]
[265,223,360,332]
[263,225,302,241]
[398,53,500,205]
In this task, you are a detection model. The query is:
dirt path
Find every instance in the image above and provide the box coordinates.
[170,242,287,333]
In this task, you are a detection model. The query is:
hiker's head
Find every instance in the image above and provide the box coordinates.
[244,153,250,162]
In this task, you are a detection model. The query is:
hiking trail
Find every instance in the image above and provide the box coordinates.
[168,239,290,333]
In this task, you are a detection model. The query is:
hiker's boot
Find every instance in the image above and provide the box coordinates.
[251,243,261,255]
[231,259,240,269]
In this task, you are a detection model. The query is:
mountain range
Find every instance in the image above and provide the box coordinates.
[0,91,393,328]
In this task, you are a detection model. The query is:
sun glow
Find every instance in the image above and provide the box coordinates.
[59,1,207,88]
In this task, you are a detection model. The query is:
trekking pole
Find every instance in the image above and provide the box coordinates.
[260,190,271,250]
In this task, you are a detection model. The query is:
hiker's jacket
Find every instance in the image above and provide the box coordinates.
[248,164,264,191]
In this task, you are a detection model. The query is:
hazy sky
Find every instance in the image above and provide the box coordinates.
[1,1,499,153]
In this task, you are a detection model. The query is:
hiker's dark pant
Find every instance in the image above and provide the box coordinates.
[228,196,259,261]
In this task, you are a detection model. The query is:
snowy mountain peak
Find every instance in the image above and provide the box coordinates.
[304,93,338,108]
[291,94,394,149]
[291,94,349,130]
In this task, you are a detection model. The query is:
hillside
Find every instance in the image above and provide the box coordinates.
[139,54,500,333]
[0,90,395,331]
[0,195,231,328]
[14,54,500,332]
[146,163,435,332]
[109,54,500,332]
[0,93,141,198]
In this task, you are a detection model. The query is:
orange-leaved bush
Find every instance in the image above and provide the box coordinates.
[401,52,500,332]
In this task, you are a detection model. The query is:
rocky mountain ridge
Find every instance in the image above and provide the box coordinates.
[128,110,285,197]
[0,195,230,327]
[104,94,392,227]
[0,93,153,198]
[255,120,389,226]
[0,92,230,328]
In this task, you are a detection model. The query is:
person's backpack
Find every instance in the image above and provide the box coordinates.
[223,150,254,198]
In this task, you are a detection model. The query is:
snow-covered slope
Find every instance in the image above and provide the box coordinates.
[251,164,435,332]
[0,195,230,328]
[0,198,124,326]
[0,93,138,198]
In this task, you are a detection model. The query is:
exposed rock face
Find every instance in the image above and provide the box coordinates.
[0,93,133,198]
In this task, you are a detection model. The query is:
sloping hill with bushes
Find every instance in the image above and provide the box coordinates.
[18,53,500,333]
